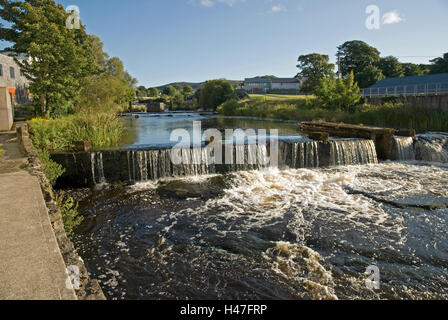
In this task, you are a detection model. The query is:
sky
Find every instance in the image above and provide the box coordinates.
[5,0,448,87]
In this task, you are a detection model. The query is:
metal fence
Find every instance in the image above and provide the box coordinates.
[362,82,448,98]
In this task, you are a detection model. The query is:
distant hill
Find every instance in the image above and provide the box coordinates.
[155,80,243,91]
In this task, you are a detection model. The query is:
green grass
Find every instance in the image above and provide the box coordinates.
[248,94,312,101]
[218,98,448,132]
[28,113,124,153]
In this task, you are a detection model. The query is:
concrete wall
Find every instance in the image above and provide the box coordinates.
[0,87,13,131]
[366,94,448,112]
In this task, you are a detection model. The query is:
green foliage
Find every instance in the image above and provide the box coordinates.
[56,192,83,239]
[36,149,65,185]
[0,148,4,157]
[198,79,237,110]
[315,72,361,111]
[401,63,424,77]
[29,113,124,153]
[75,75,135,114]
[217,97,448,132]
[148,87,160,97]
[430,53,448,74]
[183,85,194,97]
[0,0,98,117]
[337,40,385,88]
[297,53,335,93]
[378,56,404,78]
[163,85,177,96]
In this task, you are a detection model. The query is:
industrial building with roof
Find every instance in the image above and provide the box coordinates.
[363,73,448,97]
[243,77,303,94]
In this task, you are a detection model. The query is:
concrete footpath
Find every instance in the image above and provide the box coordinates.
[0,131,77,300]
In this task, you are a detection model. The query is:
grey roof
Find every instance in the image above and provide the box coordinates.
[244,77,300,84]
[368,73,448,89]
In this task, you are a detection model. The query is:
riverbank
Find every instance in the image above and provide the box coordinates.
[218,97,448,132]
[12,125,105,300]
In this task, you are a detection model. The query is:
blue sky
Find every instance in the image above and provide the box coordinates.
[6,0,448,87]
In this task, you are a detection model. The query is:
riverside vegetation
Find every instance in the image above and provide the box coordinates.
[218,72,448,132]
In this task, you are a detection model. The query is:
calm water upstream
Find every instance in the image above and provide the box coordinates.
[71,112,448,300]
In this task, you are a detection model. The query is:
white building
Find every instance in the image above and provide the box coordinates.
[243,77,302,93]
[0,52,31,104]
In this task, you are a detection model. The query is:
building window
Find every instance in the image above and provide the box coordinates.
[0,64,3,77]
[10,67,15,79]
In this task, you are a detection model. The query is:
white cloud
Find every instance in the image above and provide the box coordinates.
[191,0,246,7]
[270,5,285,13]
[383,10,405,25]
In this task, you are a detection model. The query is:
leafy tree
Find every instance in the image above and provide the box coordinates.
[315,72,361,111]
[296,53,335,93]
[337,40,384,88]
[124,71,137,90]
[0,0,98,116]
[172,93,184,106]
[378,56,404,78]
[89,34,109,69]
[198,79,237,110]
[148,87,160,97]
[137,86,148,98]
[163,85,177,96]
[75,75,135,114]
[430,53,448,74]
[402,63,424,77]
[183,85,194,97]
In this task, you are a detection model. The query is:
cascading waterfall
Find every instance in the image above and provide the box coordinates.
[280,141,320,168]
[391,137,415,161]
[328,139,378,166]
[91,152,106,185]
[414,133,448,163]
[87,139,381,185]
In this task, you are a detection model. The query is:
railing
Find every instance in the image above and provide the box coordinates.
[362,82,448,98]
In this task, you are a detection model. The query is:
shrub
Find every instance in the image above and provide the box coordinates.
[37,149,65,185]
[56,192,84,239]
[29,113,124,153]
[315,72,361,111]
[198,79,237,110]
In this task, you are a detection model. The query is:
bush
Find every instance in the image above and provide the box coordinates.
[315,72,361,111]
[37,149,65,185]
[56,192,83,239]
[198,79,237,110]
[29,113,124,153]
[218,99,240,116]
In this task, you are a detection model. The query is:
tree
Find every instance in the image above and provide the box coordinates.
[402,63,424,77]
[75,75,135,114]
[315,72,361,111]
[163,85,177,96]
[198,79,237,110]
[124,71,137,90]
[296,53,335,93]
[148,87,160,97]
[137,86,148,98]
[183,85,194,97]
[378,56,404,78]
[430,53,448,74]
[337,40,384,88]
[0,0,98,116]
[89,34,109,69]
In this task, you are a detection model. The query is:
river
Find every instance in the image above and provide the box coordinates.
[69,112,448,300]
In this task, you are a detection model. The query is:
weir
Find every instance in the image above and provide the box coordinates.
[51,139,379,187]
